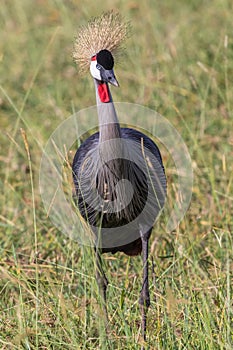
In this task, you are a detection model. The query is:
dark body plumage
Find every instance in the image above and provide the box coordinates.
[72,127,166,255]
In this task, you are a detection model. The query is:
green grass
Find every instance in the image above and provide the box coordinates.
[0,0,233,349]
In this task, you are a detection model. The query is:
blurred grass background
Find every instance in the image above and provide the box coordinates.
[0,0,233,349]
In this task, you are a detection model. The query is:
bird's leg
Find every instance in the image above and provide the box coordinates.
[95,249,109,325]
[139,228,152,346]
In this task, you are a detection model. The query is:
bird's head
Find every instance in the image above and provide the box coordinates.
[73,11,129,83]
[90,49,119,87]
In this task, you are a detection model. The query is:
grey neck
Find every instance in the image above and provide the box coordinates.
[93,79,127,203]
[94,79,121,143]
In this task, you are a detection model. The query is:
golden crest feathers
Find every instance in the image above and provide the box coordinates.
[73,11,129,73]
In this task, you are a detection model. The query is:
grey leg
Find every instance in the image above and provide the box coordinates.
[139,228,152,347]
[95,249,109,324]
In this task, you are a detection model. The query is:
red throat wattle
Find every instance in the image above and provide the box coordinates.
[98,82,110,103]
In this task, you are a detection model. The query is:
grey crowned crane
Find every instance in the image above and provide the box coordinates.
[72,11,166,345]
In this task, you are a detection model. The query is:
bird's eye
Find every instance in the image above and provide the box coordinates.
[96,64,101,70]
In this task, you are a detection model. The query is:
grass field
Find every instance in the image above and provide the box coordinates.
[0,0,233,349]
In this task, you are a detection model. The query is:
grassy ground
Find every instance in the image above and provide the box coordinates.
[0,0,233,349]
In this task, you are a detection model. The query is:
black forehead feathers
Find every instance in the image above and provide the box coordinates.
[96,49,114,70]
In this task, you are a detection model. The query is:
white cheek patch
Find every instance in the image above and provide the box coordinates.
[90,60,101,80]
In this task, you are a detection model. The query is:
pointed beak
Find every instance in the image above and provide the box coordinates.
[109,76,119,87]
[101,69,119,87]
